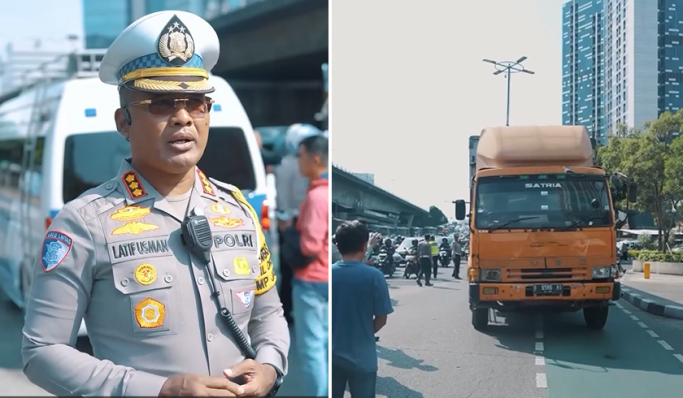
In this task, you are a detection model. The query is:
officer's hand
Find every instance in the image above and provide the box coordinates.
[159,374,242,397]
[223,359,278,397]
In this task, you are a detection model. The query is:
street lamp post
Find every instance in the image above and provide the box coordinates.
[483,56,535,126]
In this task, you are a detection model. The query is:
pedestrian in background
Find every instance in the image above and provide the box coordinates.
[275,123,321,324]
[332,220,393,398]
[451,236,462,279]
[293,134,330,396]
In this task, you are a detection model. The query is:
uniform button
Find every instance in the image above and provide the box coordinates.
[120,278,129,287]
[252,266,257,274]
[198,276,205,285]
[164,275,173,283]
[223,269,230,277]
[105,182,114,190]
[207,333,214,342]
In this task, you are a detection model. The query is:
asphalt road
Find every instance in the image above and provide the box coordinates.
[0,293,308,397]
[373,264,683,398]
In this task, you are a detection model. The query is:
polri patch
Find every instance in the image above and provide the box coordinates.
[234,289,254,308]
[41,231,73,272]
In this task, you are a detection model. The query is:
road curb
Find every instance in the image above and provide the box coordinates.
[621,287,683,320]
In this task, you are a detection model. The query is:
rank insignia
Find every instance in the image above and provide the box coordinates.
[134,263,157,285]
[234,289,254,308]
[196,168,215,196]
[233,256,250,275]
[134,297,166,328]
[122,171,147,199]
[40,231,73,272]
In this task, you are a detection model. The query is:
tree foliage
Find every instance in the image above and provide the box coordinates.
[427,205,448,226]
[599,110,683,250]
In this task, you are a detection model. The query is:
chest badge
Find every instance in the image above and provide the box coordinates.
[134,297,166,328]
[211,202,231,215]
[234,256,251,275]
[210,216,244,229]
[134,263,157,285]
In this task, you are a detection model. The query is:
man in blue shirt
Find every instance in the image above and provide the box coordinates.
[332,221,394,398]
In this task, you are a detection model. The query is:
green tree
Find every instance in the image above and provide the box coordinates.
[428,205,448,226]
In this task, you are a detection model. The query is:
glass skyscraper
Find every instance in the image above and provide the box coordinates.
[563,0,683,142]
[562,0,606,144]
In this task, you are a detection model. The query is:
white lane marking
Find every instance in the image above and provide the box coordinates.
[647,330,659,338]
[535,316,546,389]
[536,373,547,388]
[616,302,624,309]
[622,309,632,315]
[658,340,674,351]
[630,315,639,321]
[674,354,683,364]
[637,321,648,329]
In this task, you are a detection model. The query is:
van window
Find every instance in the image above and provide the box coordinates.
[62,127,256,203]
[63,132,130,203]
[197,127,256,192]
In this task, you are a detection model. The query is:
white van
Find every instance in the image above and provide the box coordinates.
[0,62,277,336]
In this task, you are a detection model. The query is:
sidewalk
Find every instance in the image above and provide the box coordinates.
[620,270,683,320]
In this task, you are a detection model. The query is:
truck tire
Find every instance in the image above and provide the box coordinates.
[472,308,489,330]
[583,306,608,330]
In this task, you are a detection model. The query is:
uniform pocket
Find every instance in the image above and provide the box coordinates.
[212,251,258,319]
[112,260,179,335]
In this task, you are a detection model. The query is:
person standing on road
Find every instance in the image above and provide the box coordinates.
[275,123,321,325]
[332,220,393,398]
[430,235,439,279]
[21,11,288,397]
[293,134,330,397]
[451,237,462,279]
[416,235,434,286]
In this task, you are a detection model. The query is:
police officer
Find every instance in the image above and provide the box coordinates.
[416,235,433,287]
[429,235,439,278]
[21,11,288,397]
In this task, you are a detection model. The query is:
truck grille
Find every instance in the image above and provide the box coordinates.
[507,268,589,281]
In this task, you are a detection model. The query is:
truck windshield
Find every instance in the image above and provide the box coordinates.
[63,127,256,203]
[474,174,612,230]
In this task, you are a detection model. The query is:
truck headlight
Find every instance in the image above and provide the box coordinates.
[481,268,502,282]
[592,266,611,279]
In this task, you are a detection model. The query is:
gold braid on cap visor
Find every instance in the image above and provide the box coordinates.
[120,67,213,91]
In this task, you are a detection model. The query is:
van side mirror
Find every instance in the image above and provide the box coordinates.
[455,199,466,220]
[628,183,638,203]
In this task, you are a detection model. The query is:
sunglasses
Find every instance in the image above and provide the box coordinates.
[125,96,214,118]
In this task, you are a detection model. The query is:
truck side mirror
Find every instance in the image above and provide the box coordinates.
[628,183,638,203]
[455,199,466,220]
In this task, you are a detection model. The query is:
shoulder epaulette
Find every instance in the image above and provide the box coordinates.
[209,177,241,195]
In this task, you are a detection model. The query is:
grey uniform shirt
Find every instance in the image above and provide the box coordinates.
[451,240,461,254]
[22,159,290,396]
[417,241,432,258]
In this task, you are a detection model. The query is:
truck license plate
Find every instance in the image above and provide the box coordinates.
[534,283,562,295]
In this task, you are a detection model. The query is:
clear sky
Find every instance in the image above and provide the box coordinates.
[332,0,567,219]
[0,0,82,58]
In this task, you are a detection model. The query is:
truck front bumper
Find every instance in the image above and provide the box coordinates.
[469,281,620,309]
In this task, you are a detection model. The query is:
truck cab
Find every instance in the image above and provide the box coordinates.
[454,126,637,330]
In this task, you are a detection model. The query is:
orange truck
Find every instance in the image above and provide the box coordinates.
[454,126,637,330]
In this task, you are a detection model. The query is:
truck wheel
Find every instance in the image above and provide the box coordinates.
[472,308,489,330]
[583,306,608,330]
